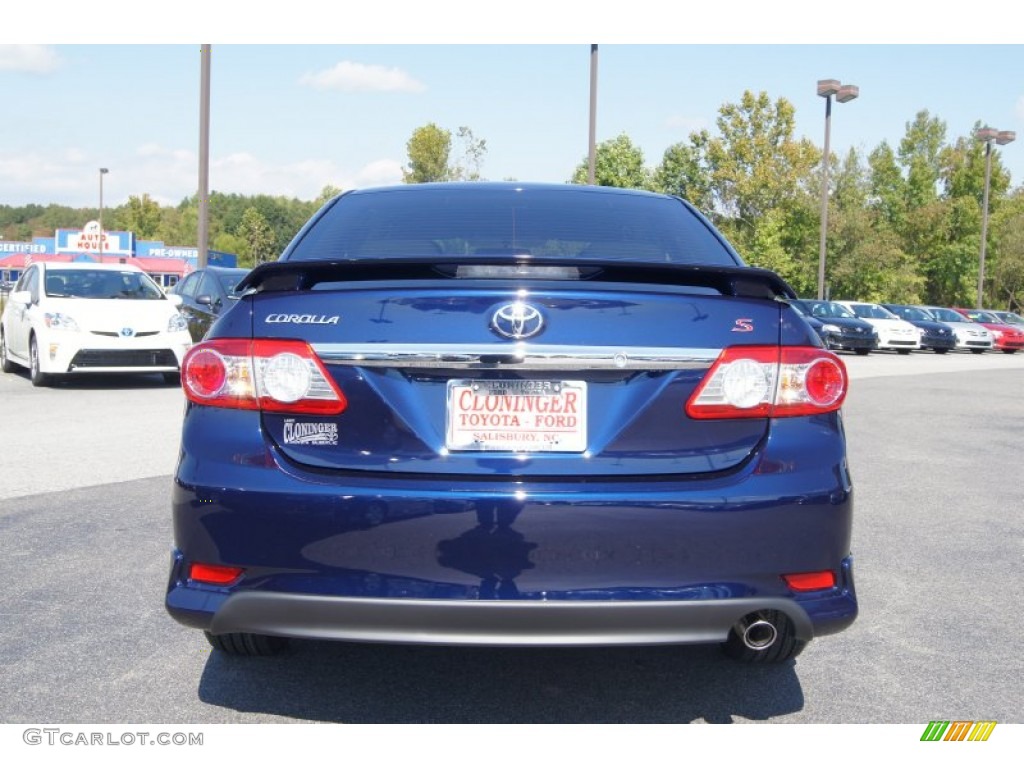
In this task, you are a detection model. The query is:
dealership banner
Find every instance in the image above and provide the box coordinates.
[56,221,134,257]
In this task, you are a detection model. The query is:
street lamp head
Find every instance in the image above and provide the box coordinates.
[996,131,1016,146]
[817,79,840,98]
[975,127,999,143]
[99,167,109,174]
[836,84,859,103]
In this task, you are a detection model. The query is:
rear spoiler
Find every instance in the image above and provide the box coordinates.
[237,257,797,301]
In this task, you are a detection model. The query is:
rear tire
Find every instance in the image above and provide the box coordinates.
[971,348,986,355]
[205,631,289,656]
[933,348,948,354]
[897,348,912,355]
[1002,349,1017,355]
[854,348,870,356]
[720,610,807,664]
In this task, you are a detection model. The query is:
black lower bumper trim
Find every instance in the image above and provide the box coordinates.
[207,593,815,646]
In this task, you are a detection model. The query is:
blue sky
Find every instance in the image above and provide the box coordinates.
[2,5,1023,209]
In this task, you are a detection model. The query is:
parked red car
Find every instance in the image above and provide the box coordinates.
[952,308,1024,353]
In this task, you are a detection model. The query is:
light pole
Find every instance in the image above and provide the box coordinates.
[588,44,598,185]
[816,79,859,300]
[98,167,109,259]
[197,44,212,269]
[975,127,1015,308]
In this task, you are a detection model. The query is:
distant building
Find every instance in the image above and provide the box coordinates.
[0,222,238,288]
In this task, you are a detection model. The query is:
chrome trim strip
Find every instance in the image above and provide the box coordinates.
[312,343,719,370]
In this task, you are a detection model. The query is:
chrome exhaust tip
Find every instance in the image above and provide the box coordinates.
[740,617,778,650]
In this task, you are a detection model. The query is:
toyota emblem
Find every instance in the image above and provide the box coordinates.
[491,302,544,340]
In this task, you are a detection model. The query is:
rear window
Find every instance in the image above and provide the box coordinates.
[286,185,739,267]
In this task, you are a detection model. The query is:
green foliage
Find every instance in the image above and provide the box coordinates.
[651,138,713,211]
[236,207,275,267]
[743,208,798,278]
[402,123,453,183]
[120,194,162,240]
[570,133,651,189]
[703,91,819,227]
[899,110,947,208]
[868,142,907,232]
[827,204,922,303]
[451,126,487,181]
[989,191,1024,310]
[314,185,343,208]
[401,123,488,183]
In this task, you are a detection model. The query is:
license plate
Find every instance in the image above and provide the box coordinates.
[446,379,587,453]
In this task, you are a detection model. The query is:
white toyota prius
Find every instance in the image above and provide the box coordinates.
[1,261,192,386]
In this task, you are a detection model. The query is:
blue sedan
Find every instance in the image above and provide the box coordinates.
[166,183,857,663]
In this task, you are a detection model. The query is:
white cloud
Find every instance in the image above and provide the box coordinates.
[354,159,404,187]
[664,115,709,134]
[299,61,425,93]
[0,45,60,73]
[0,146,405,209]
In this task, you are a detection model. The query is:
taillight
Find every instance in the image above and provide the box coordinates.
[686,346,847,419]
[181,338,347,415]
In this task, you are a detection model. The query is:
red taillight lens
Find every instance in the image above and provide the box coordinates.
[783,571,837,591]
[189,563,244,585]
[182,339,347,415]
[185,348,228,397]
[686,346,848,419]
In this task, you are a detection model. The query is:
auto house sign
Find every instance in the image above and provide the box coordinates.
[56,221,133,257]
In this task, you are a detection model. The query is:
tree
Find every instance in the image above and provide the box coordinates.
[236,207,275,267]
[827,203,922,303]
[868,141,907,232]
[702,91,819,228]
[401,123,487,183]
[314,185,343,207]
[450,126,487,181]
[122,194,162,240]
[898,110,947,208]
[744,208,799,280]
[651,137,713,211]
[570,132,651,189]
[985,190,1024,309]
[402,123,452,183]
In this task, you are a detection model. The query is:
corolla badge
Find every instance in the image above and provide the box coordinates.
[265,314,340,325]
[491,302,544,340]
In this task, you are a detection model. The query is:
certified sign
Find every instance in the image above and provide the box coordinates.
[446,379,587,453]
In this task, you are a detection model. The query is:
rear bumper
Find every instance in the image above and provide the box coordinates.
[166,408,858,646]
[168,558,856,646]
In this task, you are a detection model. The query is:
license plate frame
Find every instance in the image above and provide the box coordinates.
[446,379,587,453]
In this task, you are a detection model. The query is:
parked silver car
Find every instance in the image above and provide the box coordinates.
[918,306,993,354]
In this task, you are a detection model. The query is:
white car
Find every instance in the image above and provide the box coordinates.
[834,301,921,354]
[919,306,994,354]
[0,262,192,386]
